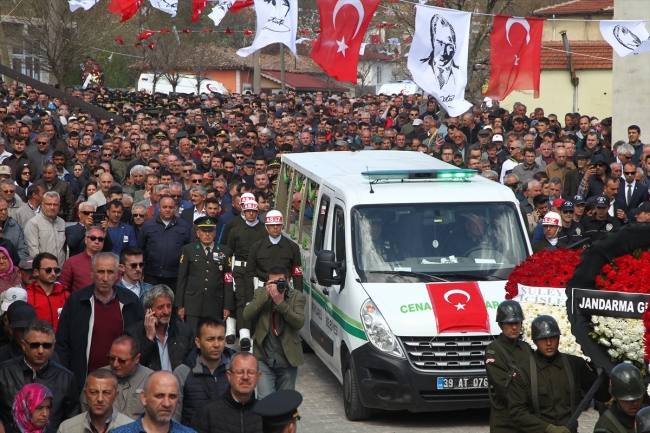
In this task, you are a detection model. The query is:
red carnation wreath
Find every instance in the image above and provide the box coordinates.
[595,249,650,361]
[505,249,583,299]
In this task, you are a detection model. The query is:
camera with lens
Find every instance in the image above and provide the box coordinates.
[274,278,289,293]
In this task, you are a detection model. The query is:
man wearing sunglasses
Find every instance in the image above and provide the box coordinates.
[0,319,80,432]
[115,246,152,305]
[27,249,70,332]
[59,227,106,293]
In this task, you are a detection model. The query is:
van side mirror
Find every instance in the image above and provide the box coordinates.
[314,250,345,288]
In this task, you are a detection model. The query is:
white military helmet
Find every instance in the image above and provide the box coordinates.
[542,212,562,227]
[265,210,284,225]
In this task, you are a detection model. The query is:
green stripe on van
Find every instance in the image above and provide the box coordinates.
[304,282,367,341]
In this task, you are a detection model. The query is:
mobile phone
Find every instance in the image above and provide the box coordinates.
[92,213,107,225]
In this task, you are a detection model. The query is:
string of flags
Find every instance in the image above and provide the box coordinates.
[69,0,650,116]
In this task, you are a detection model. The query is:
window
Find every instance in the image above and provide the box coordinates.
[313,195,330,253]
[332,206,346,263]
[376,65,383,84]
[10,40,41,81]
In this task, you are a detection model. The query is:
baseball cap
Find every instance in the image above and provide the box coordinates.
[241,141,253,148]
[19,100,28,107]
[18,256,34,270]
[559,201,574,212]
[90,145,101,152]
[7,303,37,328]
[0,166,11,176]
[552,198,565,209]
[575,150,591,160]
[412,119,423,126]
[244,159,255,166]
[632,202,650,214]
[478,128,491,137]
[594,195,609,208]
[492,134,503,142]
[572,195,586,205]
[1,287,27,313]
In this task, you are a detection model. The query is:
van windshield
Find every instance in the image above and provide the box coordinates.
[351,202,529,282]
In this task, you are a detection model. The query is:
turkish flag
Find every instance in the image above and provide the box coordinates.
[191,0,208,23]
[483,15,545,100]
[311,0,381,84]
[107,0,143,22]
[426,283,490,333]
[370,34,381,44]
[230,0,253,13]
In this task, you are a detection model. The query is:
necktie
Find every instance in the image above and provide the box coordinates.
[206,246,211,257]
[627,184,633,206]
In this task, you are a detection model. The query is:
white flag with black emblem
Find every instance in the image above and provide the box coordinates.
[208,0,233,27]
[600,20,650,57]
[407,5,472,117]
[149,0,178,17]
[68,0,100,12]
[237,0,298,58]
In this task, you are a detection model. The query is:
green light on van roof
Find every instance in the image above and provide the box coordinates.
[361,169,477,181]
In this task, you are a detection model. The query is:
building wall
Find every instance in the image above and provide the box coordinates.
[612,0,650,143]
[203,70,239,93]
[500,69,612,121]
[541,15,611,42]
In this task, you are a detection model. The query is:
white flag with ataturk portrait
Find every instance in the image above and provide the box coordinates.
[407,5,472,117]
[600,20,650,57]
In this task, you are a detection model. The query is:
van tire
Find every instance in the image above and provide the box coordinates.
[343,353,372,421]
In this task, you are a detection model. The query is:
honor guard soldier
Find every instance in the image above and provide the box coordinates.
[254,389,303,433]
[485,300,532,432]
[507,315,610,433]
[635,408,650,433]
[244,211,303,348]
[594,363,645,433]
[221,193,257,249]
[176,216,234,331]
[532,212,568,253]
[582,195,621,240]
[226,194,266,347]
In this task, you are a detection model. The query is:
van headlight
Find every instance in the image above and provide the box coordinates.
[360,299,404,358]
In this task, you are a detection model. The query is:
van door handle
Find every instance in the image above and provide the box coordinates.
[310,277,317,284]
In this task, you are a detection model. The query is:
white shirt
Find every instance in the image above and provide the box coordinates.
[120,277,141,298]
[624,181,636,206]
[193,206,206,222]
[269,235,281,245]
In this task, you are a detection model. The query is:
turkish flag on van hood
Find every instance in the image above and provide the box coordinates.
[311,0,381,84]
[426,282,490,333]
[483,15,545,101]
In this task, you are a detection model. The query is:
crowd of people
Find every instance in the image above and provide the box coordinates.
[0,81,644,432]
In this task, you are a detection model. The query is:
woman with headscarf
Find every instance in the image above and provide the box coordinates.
[9,383,53,433]
[0,246,21,293]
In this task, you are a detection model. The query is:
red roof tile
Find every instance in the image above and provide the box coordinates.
[261,71,349,92]
[540,41,612,70]
[535,0,613,16]
[359,50,394,61]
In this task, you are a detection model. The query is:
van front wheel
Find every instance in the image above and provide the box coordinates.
[343,353,372,421]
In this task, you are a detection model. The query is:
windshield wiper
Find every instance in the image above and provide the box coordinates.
[368,270,448,282]
[432,273,505,281]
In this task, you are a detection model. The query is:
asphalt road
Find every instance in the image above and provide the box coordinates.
[294,351,601,432]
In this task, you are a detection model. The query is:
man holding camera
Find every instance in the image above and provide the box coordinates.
[243,265,306,400]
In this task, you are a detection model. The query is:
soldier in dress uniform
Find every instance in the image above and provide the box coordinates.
[176,216,234,331]
[506,315,610,433]
[594,363,644,433]
[221,193,257,249]
[582,195,621,240]
[226,194,266,348]
[484,300,532,433]
[556,201,584,247]
[532,212,567,253]
[244,210,303,335]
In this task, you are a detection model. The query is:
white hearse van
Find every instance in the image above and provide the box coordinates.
[274,151,532,420]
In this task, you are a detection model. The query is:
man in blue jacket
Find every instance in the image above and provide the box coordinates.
[137,195,192,293]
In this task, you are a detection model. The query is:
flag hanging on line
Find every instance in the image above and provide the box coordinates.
[483,15,545,101]
[600,20,650,57]
[208,0,254,27]
[68,0,100,12]
[149,0,178,17]
[310,0,381,84]
[237,0,298,58]
[107,0,144,22]
[407,5,472,117]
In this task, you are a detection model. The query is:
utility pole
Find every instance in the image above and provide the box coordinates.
[280,44,286,93]
[253,49,261,93]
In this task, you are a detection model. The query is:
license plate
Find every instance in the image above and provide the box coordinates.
[437,376,488,390]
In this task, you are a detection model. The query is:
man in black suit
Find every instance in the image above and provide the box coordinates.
[65,201,114,256]
[179,185,208,226]
[617,162,649,221]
